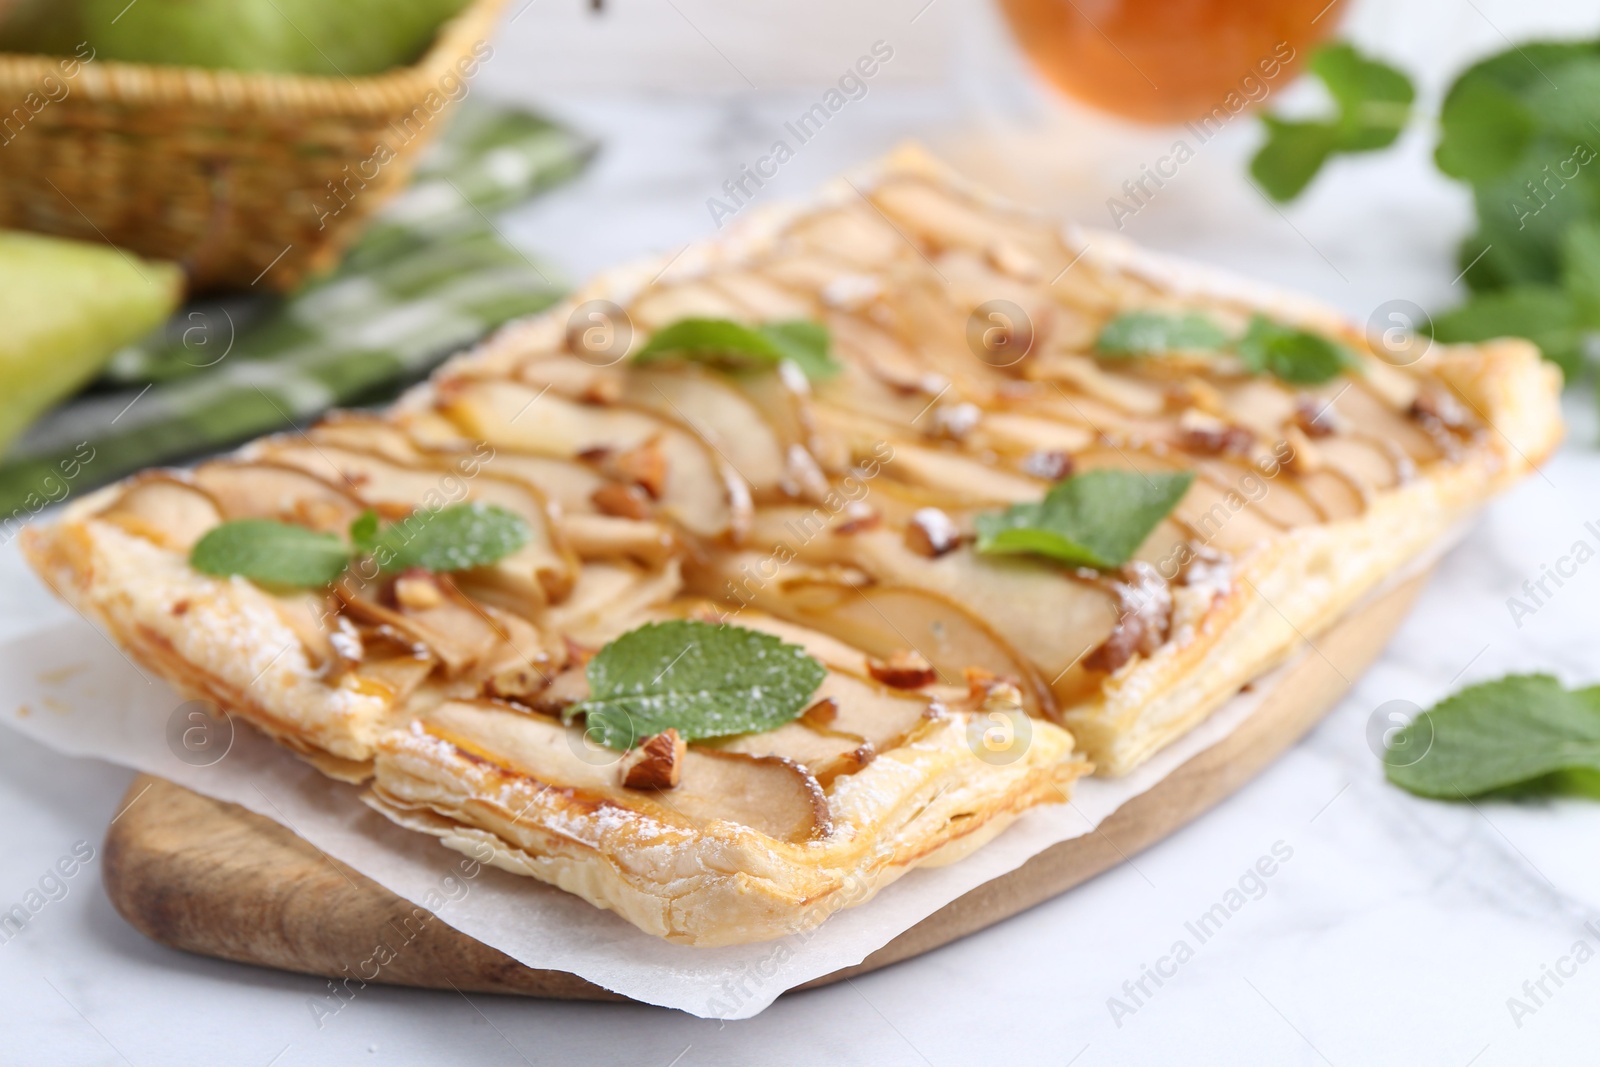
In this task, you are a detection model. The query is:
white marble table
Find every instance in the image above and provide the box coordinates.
[6,0,1600,1062]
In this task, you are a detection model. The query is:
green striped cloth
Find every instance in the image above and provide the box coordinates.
[0,103,593,514]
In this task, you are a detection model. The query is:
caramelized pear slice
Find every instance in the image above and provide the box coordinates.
[191,460,365,533]
[622,365,790,498]
[710,721,873,786]
[441,381,748,541]
[337,575,506,678]
[97,473,222,552]
[421,701,830,842]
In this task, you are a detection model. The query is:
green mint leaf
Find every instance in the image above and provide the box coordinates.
[1430,286,1582,382]
[1236,315,1359,384]
[1249,118,1343,202]
[1385,675,1600,799]
[368,502,530,575]
[1561,220,1600,329]
[975,469,1193,570]
[1435,78,1536,182]
[1095,310,1230,356]
[349,510,381,556]
[757,319,842,380]
[190,519,351,587]
[1311,43,1415,151]
[634,317,842,381]
[565,620,828,749]
[1250,42,1414,202]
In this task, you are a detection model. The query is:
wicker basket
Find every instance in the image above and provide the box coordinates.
[0,0,508,292]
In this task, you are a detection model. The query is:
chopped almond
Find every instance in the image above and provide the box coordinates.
[928,402,982,442]
[615,437,668,498]
[833,503,881,535]
[620,728,687,790]
[1177,410,1252,455]
[1293,395,1340,437]
[487,662,549,702]
[591,482,654,520]
[1409,386,1470,431]
[868,649,937,689]
[905,507,961,558]
[393,571,445,611]
[1020,449,1072,481]
[800,696,841,727]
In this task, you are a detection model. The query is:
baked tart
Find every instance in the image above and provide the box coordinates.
[22,146,1560,945]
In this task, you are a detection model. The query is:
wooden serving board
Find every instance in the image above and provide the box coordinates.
[100,569,1430,1002]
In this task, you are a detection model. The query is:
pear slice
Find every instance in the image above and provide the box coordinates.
[622,365,790,498]
[96,473,222,552]
[421,701,830,842]
[190,460,365,533]
[710,720,873,787]
[336,575,506,678]
[440,380,749,541]
[0,231,182,458]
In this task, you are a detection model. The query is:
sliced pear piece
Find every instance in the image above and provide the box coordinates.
[622,365,791,498]
[97,474,222,552]
[537,560,683,648]
[710,721,873,787]
[337,574,506,678]
[422,701,830,842]
[753,579,1056,718]
[441,380,749,541]
[190,460,365,533]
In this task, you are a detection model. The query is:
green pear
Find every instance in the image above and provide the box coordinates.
[66,0,474,76]
[0,231,182,457]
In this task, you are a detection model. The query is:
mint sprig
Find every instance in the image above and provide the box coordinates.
[1250,43,1415,201]
[1235,315,1360,384]
[975,469,1193,570]
[190,520,351,587]
[565,620,827,749]
[1096,310,1356,385]
[1385,674,1600,799]
[188,503,530,588]
[1095,311,1229,355]
[634,317,842,381]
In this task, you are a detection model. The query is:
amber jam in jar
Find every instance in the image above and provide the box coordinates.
[997,0,1346,124]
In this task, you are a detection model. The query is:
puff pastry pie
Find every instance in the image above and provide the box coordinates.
[22,146,1561,945]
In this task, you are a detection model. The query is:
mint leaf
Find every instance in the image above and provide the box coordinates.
[1385,675,1600,798]
[1236,315,1358,384]
[1562,220,1600,329]
[368,502,530,575]
[1251,42,1414,202]
[565,620,828,749]
[1250,119,1343,202]
[1435,78,1536,182]
[634,317,842,381]
[190,519,351,587]
[1431,286,1582,381]
[975,469,1193,570]
[1096,310,1230,355]
[349,509,380,556]
[1312,42,1415,151]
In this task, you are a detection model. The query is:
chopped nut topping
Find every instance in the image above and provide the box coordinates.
[1280,426,1322,475]
[1021,449,1073,481]
[801,696,840,727]
[906,507,962,558]
[928,402,983,442]
[620,728,686,790]
[591,482,655,520]
[1409,387,1470,431]
[170,599,191,617]
[580,373,624,406]
[487,663,548,702]
[867,649,938,689]
[615,438,668,498]
[1084,561,1172,674]
[393,571,445,611]
[1293,395,1340,437]
[833,502,881,535]
[1177,409,1253,455]
[786,444,832,503]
